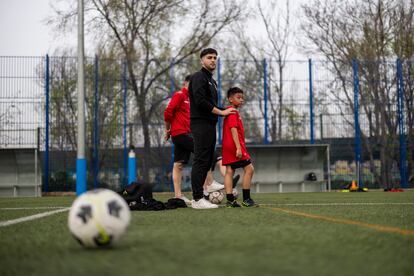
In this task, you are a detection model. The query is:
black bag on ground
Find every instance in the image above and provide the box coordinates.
[117,181,153,204]
[165,198,188,209]
[129,198,166,211]
[118,181,167,211]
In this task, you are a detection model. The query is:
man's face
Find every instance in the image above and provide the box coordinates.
[201,53,217,72]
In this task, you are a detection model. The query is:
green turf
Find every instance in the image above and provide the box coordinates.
[1,191,413,276]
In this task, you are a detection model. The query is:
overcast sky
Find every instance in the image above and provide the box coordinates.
[0,0,307,58]
[0,0,54,55]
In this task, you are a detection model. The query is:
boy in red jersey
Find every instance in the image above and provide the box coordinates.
[222,87,258,207]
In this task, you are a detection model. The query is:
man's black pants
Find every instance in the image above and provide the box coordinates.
[190,120,216,200]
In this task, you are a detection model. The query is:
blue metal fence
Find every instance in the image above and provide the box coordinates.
[0,56,412,191]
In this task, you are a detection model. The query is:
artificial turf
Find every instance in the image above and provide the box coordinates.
[0,191,413,276]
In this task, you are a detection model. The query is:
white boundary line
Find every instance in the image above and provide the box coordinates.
[0,206,69,210]
[260,202,414,206]
[0,208,70,228]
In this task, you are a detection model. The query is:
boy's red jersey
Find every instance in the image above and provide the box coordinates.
[164,87,190,137]
[221,106,250,165]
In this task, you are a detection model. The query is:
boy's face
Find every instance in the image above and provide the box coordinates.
[228,92,244,108]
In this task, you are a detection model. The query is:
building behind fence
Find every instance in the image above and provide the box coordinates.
[0,56,412,192]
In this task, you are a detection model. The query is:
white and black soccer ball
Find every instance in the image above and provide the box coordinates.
[209,190,225,204]
[68,188,131,248]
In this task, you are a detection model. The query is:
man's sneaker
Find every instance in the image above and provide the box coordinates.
[179,195,192,205]
[242,198,259,207]
[191,198,219,209]
[232,174,240,188]
[226,200,241,208]
[206,180,225,193]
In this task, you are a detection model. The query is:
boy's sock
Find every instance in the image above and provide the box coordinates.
[226,193,235,202]
[242,189,251,201]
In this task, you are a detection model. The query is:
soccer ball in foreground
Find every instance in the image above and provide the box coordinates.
[68,189,131,248]
[209,190,225,204]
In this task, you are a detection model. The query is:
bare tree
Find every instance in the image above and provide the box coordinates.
[49,0,243,181]
[45,48,125,186]
[300,0,414,188]
[231,0,293,142]
[258,0,292,141]
[392,1,414,185]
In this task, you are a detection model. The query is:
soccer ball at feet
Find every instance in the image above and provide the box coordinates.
[208,190,225,204]
[68,188,131,248]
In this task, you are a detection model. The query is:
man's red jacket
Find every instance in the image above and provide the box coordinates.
[164,87,190,137]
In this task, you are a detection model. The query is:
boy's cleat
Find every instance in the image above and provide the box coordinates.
[232,174,240,188]
[226,200,241,208]
[242,198,259,207]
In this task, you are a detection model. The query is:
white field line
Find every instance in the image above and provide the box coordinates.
[259,202,414,206]
[0,206,69,210]
[0,208,70,228]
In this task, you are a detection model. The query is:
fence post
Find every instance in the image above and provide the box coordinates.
[352,59,362,187]
[122,59,128,187]
[44,55,50,193]
[396,58,408,188]
[93,55,99,189]
[319,114,323,140]
[35,127,40,196]
[169,59,175,192]
[217,58,223,144]
[309,58,315,144]
[263,58,269,144]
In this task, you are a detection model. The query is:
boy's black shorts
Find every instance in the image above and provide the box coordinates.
[227,159,252,170]
[171,133,194,164]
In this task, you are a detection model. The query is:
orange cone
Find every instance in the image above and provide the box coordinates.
[350,180,358,191]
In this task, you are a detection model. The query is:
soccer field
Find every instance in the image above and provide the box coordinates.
[1,191,413,276]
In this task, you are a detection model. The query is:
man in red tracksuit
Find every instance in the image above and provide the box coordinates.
[164,75,193,204]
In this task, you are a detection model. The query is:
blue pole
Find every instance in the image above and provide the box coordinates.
[44,55,50,192]
[93,55,99,189]
[263,59,269,144]
[396,58,408,188]
[217,58,223,144]
[352,59,362,187]
[309,58,315,144]
[169,59,175,192]
[122,60,128,187]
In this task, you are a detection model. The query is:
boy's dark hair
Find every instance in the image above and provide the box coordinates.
[184,75,191,82]
[227,87,244,99]
[200,48,218,58]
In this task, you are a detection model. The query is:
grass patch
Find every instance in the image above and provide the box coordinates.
[1,191,413,276]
